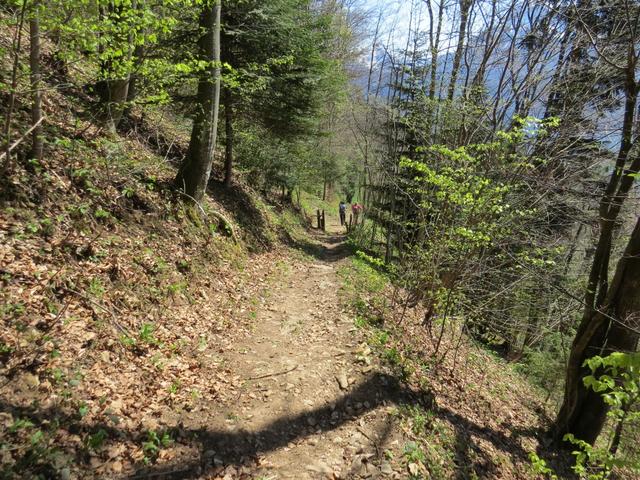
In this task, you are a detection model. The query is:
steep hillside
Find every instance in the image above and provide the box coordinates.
[0,44,315,477]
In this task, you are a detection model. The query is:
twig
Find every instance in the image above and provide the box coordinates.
[162,140,175,163]
[1,116,46,162]
[247,364,298,381]
[63,287,132,337]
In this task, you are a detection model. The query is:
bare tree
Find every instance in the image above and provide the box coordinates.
[447,0,474,101]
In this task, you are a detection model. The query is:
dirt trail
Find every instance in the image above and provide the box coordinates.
[193,219,404,479]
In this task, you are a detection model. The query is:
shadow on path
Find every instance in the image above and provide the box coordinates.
[129,373,417,479]
[281,228,352,263]
[0,369,569,479]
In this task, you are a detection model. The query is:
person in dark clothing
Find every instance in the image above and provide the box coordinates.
[339,201,347,226]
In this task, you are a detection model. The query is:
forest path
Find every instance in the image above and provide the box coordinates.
[198,216,404,479]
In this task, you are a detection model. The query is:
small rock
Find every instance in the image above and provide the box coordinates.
[100,351,110,363]
[111,461,123,473]
[380,462,393,475]
[336,371,348,390]
[24,373,40,389]
[307,416,317,426]
[59,468,71,480]
[307,461,332,474]
[408,463,420,475]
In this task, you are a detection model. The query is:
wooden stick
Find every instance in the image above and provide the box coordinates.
[0,116,46,162]
[247,364,298,380]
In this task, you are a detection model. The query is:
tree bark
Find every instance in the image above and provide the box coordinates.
[2,0,27,172]
[223,86,234,187]
[97,78,130,132]
[29,0,43,162]
[175,0,221,203]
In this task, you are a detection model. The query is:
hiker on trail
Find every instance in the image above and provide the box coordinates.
[352,202,362,225]
[339,201,347,226]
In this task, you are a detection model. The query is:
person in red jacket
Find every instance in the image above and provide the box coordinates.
[352,203,362,225]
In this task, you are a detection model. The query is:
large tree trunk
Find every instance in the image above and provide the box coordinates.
[29,0,43,162]
[96,78,130,132]
[553,216,640,444]
[175,1,221,202]
[223,86,234,188]
[125,43,145,116]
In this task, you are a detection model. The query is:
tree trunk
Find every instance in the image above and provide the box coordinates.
[552,43,639,444]
[2,0,27,172]
[322,176,327,201]
[447,0,473,101]
[223,86,234,187]
[29,0,43,162]
[98,78,130,131]
[125,43,145,116]
[175,1,221,203]
[427,0,444,103]
[552,216,640,444]
[95,1,137,132]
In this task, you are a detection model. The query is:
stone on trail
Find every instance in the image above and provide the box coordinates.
[307,460,333,475]
[380,462,393,475]
[336,371,348,390]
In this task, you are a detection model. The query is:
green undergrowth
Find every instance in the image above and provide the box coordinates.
[336,253,571,479]
[338,254,459,478]
[298,190,337,217]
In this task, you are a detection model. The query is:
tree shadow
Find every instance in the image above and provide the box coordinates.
[1,371,569,479]
[444,410,574,479]
[280,229,353,263]
[126,372,427,479]
[442,408,525,479]
[1,373,421,478]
